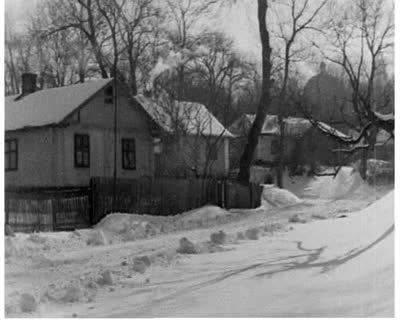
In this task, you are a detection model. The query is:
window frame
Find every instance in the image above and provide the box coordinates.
[122,138,136,170]
[104,86,113,104]
[5,139,18,171]
[74,134,90,168]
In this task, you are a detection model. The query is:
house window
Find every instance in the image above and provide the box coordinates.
[5,139,18,171]
[271,139,279,155]
[209,144,218,161]
[122,138,136,170]
[74,134,90,168]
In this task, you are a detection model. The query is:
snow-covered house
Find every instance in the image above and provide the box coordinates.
[135,95,233,178]
[229,114,349,170]
[5,74,232,188]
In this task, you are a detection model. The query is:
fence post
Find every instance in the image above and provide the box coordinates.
[221,179,226,208]
[225,179,228,208]
[89,179,95,225]
[249,183,253,208]
[52,197,57,231]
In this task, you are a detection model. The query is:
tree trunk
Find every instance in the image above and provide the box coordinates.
[79,70,85,83]
[129,57,138,95]
[276,117,285,187]
[360,149,368,180]
[237,0,272,183]
[276,42,291,188]
[177,65,185,100]
[89,36,108,78]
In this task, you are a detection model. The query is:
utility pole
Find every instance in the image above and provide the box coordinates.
[112,77,118,212]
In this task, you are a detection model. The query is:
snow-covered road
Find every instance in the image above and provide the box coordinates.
[99,192,394,317]
[5,179,393,317]
[28,191,393,318]
[129,192,394,317]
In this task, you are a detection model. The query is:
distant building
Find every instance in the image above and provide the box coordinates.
[135,94,233,178]
[303,62,356,131]
[5,74,232,188]
[229,114,349,172]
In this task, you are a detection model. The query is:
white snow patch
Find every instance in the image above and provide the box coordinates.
[95,213,162,242]
[179,206,231,223]
[260,185,303,209]
[303,167,364,199]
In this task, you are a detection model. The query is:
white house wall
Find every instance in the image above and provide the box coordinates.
[5,86,154,188]
[5,128,56,187]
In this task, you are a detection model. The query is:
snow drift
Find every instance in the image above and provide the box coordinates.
[260,185,303,209]
[179,206,231,223]
[93,206,234,242]
[303,167,364,199]
[123,191,394,318]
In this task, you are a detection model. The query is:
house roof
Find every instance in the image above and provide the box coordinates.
[5,79,113,131]
[135,94,234,138]
[376,129,394,146]
[229,114,349,139]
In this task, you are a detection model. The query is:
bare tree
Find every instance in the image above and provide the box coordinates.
[165,0,217,99]
[271,0,328,188]
[237,0,273,183]
[118,0,160,94]
[310,0,394,179]
[41,0,111,78]
[4,15,21,95]
[191,31,254,125]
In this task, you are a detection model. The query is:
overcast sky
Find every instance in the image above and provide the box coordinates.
[4,0,259,57]
[8,0,390,82]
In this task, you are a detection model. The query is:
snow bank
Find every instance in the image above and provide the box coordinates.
[5,235,48,259]
[303,167,364,199]
[95,213,163,241]
[179,206,231,223]
[366,159,394,183]
[94,206,233,243]
[260,185,303,209]
[287,190,394,269]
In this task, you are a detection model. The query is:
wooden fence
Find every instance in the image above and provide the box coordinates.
[5,177,262,231]
[5,187,91,232]
[90,176,262,224]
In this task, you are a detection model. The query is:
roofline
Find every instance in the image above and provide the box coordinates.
[133,95,234,138]
[5,78,114,132]
[5,123,67,133]
[58,78,114,125]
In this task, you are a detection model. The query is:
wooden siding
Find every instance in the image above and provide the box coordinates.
[5,87,154,188]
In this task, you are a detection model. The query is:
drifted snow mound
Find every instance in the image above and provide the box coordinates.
[95,213,162,240]
[260,185,303,209]
[179,206,231,223]
[94,206,233,242]
[304,167,364,199]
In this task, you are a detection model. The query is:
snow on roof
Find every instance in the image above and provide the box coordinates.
[374,111,394,122]
[135,94,233,138]
[375,129,394,145]
[316,122,350,139]
[229,113,349,139]
[5,79,113,131]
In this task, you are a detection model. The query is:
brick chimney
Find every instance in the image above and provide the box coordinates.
[21,73,37,95]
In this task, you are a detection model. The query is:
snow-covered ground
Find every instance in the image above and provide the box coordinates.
[4,169,394,317]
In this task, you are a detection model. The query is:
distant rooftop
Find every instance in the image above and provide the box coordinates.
[135,94,234,138]
[229,114,349,139]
